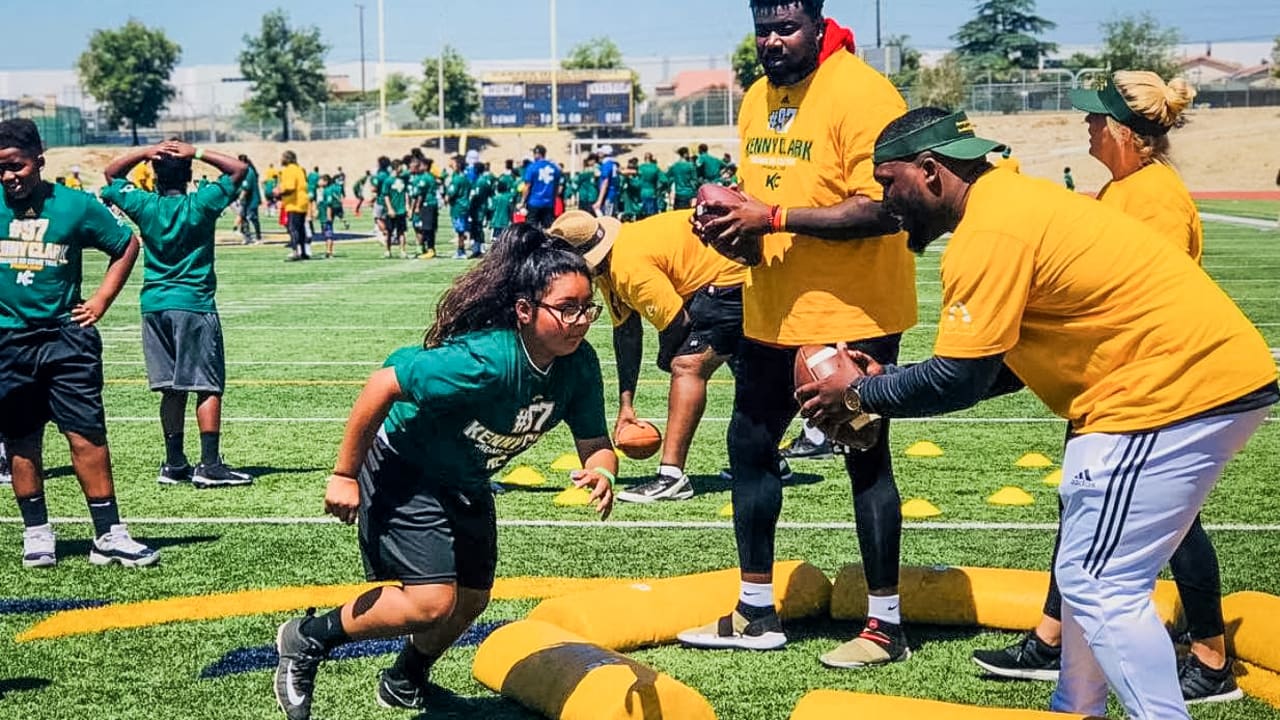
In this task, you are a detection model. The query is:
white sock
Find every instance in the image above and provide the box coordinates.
[868,594,901,625]
[803,420,826,444]
[739,581,774,609]
[657,464,684,480]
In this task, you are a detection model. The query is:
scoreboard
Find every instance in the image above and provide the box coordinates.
[481,70,633,128]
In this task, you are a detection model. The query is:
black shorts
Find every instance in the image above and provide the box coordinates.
[0,322,107,440]
[142,310,226,393]
[387,215,407,236]
[657,284,743,372]
[357,435,497,589]
[417,206,439,236]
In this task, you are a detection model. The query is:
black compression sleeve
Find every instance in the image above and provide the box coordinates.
[857,354,1010,417]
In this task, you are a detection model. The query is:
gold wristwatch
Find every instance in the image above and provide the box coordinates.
[843,380,878,432]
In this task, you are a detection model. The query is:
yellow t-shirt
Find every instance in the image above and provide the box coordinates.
[64,175,83,190]
[993,157,1021,174]
[128,163,155,192]
[737,50,916,345]
[935,168,1275,434]
[598,210,748,330]
[264,166,281,183]
[1098,162,1203,263]
[278,163,310,214]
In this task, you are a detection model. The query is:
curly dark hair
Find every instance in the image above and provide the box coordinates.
[0,118,43,156]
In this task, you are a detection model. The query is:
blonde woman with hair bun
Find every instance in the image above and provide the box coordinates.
[1067,70,1204,261]
[970,71,1239,706]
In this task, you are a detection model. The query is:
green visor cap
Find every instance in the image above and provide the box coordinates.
[1069,82,1170,137]
[874,111,1007,163]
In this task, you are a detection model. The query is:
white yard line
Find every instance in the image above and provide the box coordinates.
[2,517,1278,532]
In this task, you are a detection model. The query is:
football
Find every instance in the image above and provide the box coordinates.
[693,183,764,267]
[615,420,663,460]
[793,345,882,451]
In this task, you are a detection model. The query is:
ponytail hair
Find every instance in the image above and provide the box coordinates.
[1109,70,1198,165]
[424,223,591,348]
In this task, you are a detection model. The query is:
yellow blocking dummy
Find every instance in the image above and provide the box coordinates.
[473,620,717,720]
[1224,592,1280,675]
[1236,661,1280,710]
[528,561,831,651]
[789,690,1100,719]
[831,565,1181,630]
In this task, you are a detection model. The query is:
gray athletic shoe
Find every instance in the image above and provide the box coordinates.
[617,474,694,503]
[274,613,326,720]
[89,524,159,568]
[193,461,254,489]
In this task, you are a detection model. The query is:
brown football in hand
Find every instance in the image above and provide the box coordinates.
[793,345,882,451]
[694,183,764,267]
[615,420,662,460]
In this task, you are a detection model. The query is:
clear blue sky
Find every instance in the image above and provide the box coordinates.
[3,0,1277,70]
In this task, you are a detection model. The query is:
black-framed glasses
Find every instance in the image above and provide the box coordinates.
[534,301,603,325]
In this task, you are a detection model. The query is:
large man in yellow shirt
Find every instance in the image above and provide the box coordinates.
[799,107,1278,719]
[274,150,311,261]
[679,0,917,668]
[550,210,783,504]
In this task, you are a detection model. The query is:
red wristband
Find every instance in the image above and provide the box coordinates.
[769,205,782,232]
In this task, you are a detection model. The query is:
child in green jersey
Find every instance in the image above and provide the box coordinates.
[272,224,616,719]
[0,119,156,568]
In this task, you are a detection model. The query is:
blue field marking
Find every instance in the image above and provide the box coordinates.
[0,598,110,615]
[198,619,509,679]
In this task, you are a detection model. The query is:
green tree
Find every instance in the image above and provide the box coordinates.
[886,35,923,87]
[75,20,180,146]
[1270,35,1279,78]
[732,33,764,90]
[562,37,645,105]
[411,46,480,128]
[913,54,968,109]
[953,0,1058,78]
[238,9,330,141]
[384,72,413,105]
[1061,51,1103,72]
[1098,13,1181,78]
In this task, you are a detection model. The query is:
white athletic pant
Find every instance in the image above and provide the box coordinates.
[1049,407,1270,719]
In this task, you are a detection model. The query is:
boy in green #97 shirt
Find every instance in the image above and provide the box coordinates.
[102,138,255,490]
[0,119,156,568]
[272,224,616,719]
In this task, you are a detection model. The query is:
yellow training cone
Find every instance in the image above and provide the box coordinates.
[901,498,942,519]
[1042,469,1063,487]
[904,441,943,458]
[554,486,593,506]
[718,502,734,518]
[550,453,582,471]
[1015,452,1053,468]
[988,486,1035,506]
[501,466,546,487]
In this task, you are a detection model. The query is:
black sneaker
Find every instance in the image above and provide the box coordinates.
[376,667,429,710]
[274,613,326,720]
[719,457,793,483]
[193,461,254,489]
[157,463,192,485]
[780,433,835,459]
[1180,653,1243,704]
[971,631,1061,681]
[617,474,694,503]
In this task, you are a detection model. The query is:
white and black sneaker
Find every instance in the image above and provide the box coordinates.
[1180,654,1244,704]
[971,631,1061,681]
[780,433,835,459]
[22,523,56,568]
[719,457,794,483]
[376,667,429,710]
[157,463,192,485]
[677,605,787,650]
[89,524,160,567]
[193,461,254,489]
[275,612,326,720]
[617,473,694,503]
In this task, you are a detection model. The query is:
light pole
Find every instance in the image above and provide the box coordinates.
[377,0,386,134]
[356,3,367,137]
[550,0,559,131]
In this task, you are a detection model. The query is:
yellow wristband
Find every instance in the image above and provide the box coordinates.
[194,148,205,161]
[778,206,789,232]
[591,466,616,490]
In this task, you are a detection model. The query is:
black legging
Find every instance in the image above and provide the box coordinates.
[1044,504,1224,640]
[729,335,903,590]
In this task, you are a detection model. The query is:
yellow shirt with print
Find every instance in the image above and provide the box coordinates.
[278,163,310,214]
[1098,162,1203,263]
[737,50,916,345]
[128,162,155,192]
[935,168,1274,434]
[598,210,748,330]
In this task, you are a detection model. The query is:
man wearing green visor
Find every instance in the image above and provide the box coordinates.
[795,106,1278,719]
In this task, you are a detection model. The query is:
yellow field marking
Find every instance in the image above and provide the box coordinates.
[16,577,642,642]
